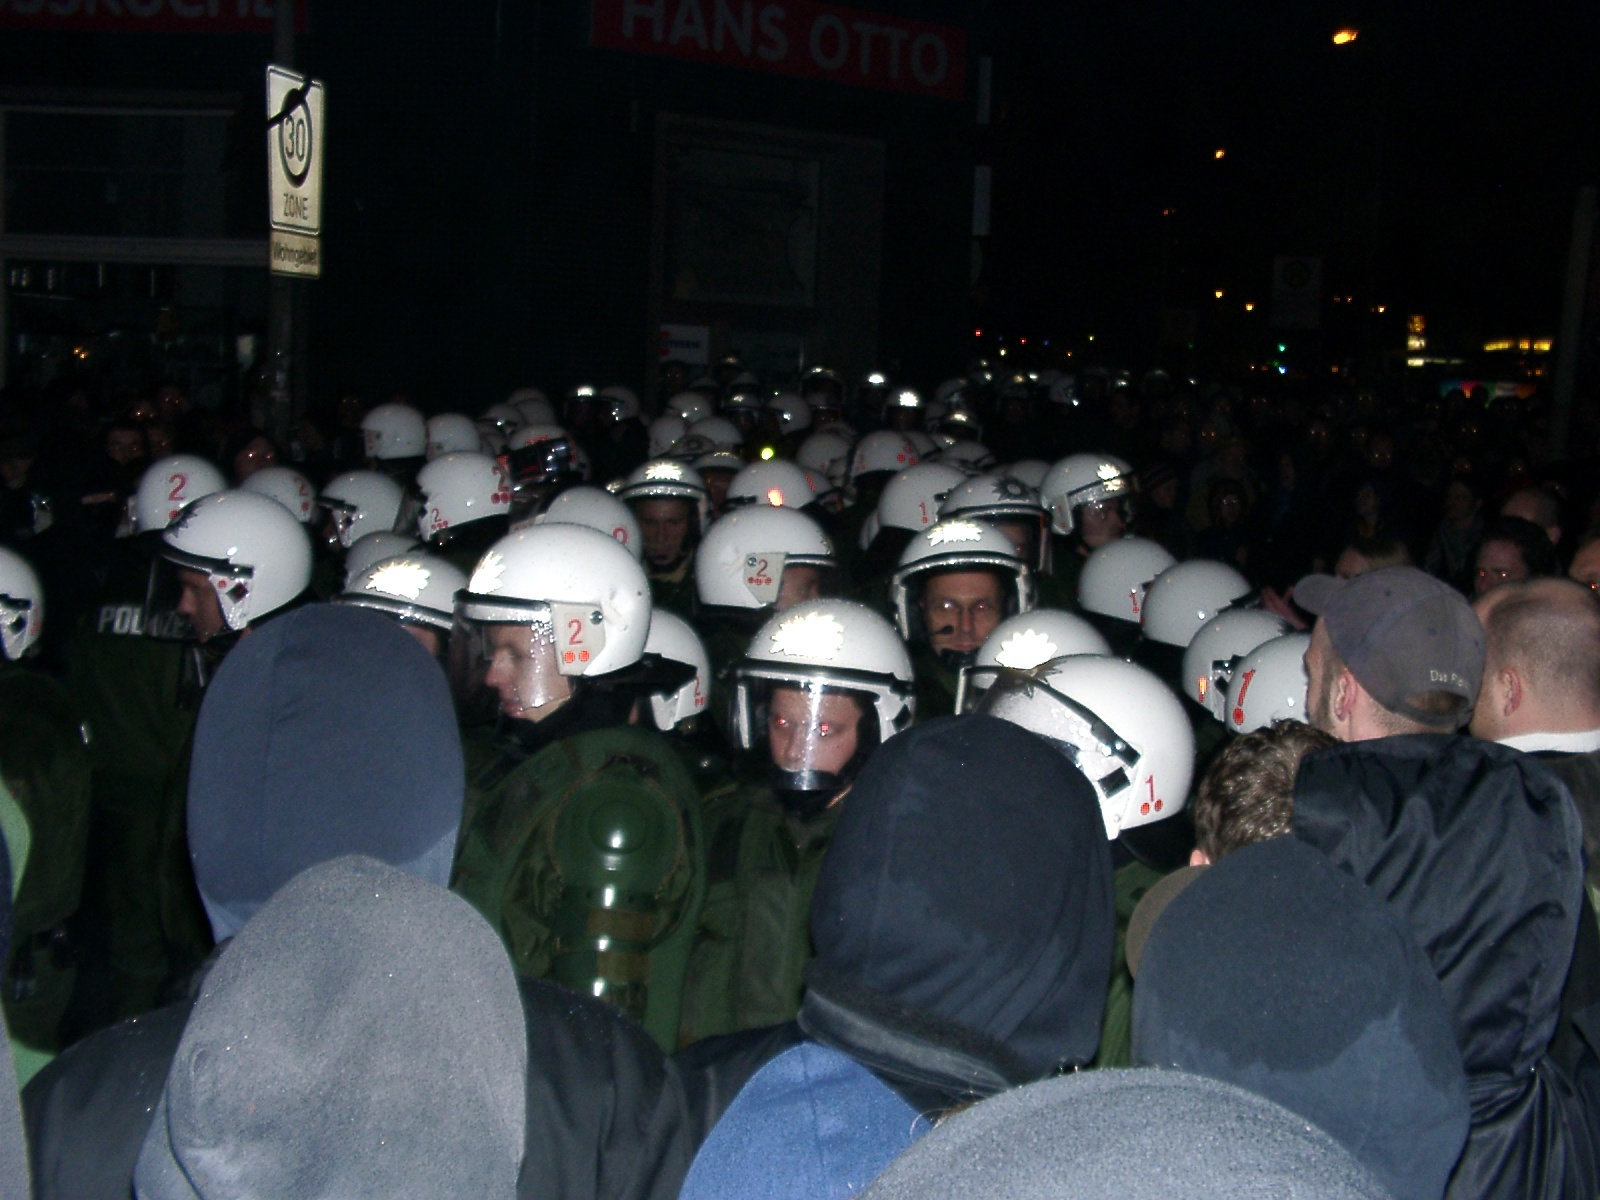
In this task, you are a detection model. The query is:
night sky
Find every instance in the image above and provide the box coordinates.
[976,0,1598,354]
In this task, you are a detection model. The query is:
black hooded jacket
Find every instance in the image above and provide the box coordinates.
[1293,734,1600,1200]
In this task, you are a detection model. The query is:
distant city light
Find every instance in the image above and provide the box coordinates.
[1244,302,1256,312]
[1333,28,1359,44]
[1214,148,1226,160]
[974,329,983,337]
[998,347,1008,357]
[1214,289,1225,299]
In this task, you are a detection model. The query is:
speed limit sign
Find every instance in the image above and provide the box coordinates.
[267,65,325,276]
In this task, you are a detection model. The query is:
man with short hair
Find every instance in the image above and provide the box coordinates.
[1290,565,1600,1199]
[1299,565,1482,742]
[1502,485,1564,551]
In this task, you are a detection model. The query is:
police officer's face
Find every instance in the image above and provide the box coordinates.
[176,568,227,642]
[483,623,571,721]
[637,498,691,568]
[921,571,1005,656]
[776,564,824,611]
[767,686,861,777]
[1078,500,1126,549]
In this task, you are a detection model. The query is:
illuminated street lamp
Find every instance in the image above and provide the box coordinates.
[1332,28,1359,45]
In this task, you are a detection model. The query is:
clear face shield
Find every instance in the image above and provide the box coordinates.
[991,513,1050,574]
[738,554,840,612]
[145,550,243,642]
[318,498,361,551]
[731,675,872,819]
[0,593,34,661]
[505,438,574,517]
[449,612,575,725]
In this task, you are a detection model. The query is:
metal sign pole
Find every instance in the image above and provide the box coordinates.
[265,0,297,447]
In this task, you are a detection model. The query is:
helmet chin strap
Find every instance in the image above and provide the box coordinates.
[771,767,846,821]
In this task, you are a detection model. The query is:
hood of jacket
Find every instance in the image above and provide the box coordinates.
[802,714,1114,1096]
[187,603,465,940]
[1292,733,1582,1083]
[1132,835,1469,1200]
[134,856,526,1200]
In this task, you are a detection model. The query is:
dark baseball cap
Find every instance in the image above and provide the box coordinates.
[1295,566,1483,727]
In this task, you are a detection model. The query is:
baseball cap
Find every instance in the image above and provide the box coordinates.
[1295,565,1483,727]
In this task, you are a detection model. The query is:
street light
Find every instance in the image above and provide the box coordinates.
[1332,28,1359,45]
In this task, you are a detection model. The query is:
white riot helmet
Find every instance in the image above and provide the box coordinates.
[510,391,557,426]
[502,423,578,511]
[647,415,689,458]
[156,490,312,636]
[597,385,641,423]
[453,525,652,719]
[891,518,1034,648]
[936,440,996,474]
[1182,608,1290,719]
[343,530,421,584]
[884,387,924,415]
[875,462,967,535]
[1005,459,1051,491]
[533,485,643,560]
[319,471,405,549]
[797,430,854,492]
[904,430,938,458]
[976,654,1194,840]
[0,547,44,660]
[617,460,711,532]
[953,608,1112,713]
[763,393,812,436]
[133,454,227,532]
[1040,452,1135,536]
[689,417,743,451]
[241,466,316,523]
[415,452,511,543]
[696,506,836,611]
[426,413,482,459]
[361,402,427,461]
[1141,560,1252,648]
[1077,538,1177,625]
[728,598,914,815]
[1225,632,1311,734]
[666,392,713,425]
[339,551,467,634]
[642,610,711,732]
[480,402,523,438]
[726,460,820,511]
[939,473,1052,573]
[850,431,918,481]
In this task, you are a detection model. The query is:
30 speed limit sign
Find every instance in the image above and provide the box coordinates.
[267,65,325,277]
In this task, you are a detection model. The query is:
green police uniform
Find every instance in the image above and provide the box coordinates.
[677,778,840,1046]
[452,722,705,1051]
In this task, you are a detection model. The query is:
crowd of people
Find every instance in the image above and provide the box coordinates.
[0,359,1596,1198]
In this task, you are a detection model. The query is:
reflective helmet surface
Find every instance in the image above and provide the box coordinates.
[875,462,967,534]
[426,413,482,459]
[533,485,643,561]
[890,518,1034,643]
[642,610,711,731]
[665,392,713,425]
[1004,459,1051,491]
[696,506,835,610]
[339,551,467,633]
[647,415,688,458]
[954,608,1111,712]
[731,598,915,747]
[1040,452,1135,536]
[688,417,743,451]
[726,459,820,511]
[0,546,44,660]
[457,524,651,677]
[850,431,918,481]
[134,454,228,532]
[343,530,422,584]
[617,459,711,531]
[1077,538,1177,625]
[319,471,405,549]
[415,452,512,542]
[160,490,313,632]
[361,402,427,460]
[763,393,812,434]
[241,465,316,523]
[797,430,854,491]
[1225,632,1312,734]
[1141,559,1252,648]
[977,654,1194,839]
[1182,608,1290,719]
